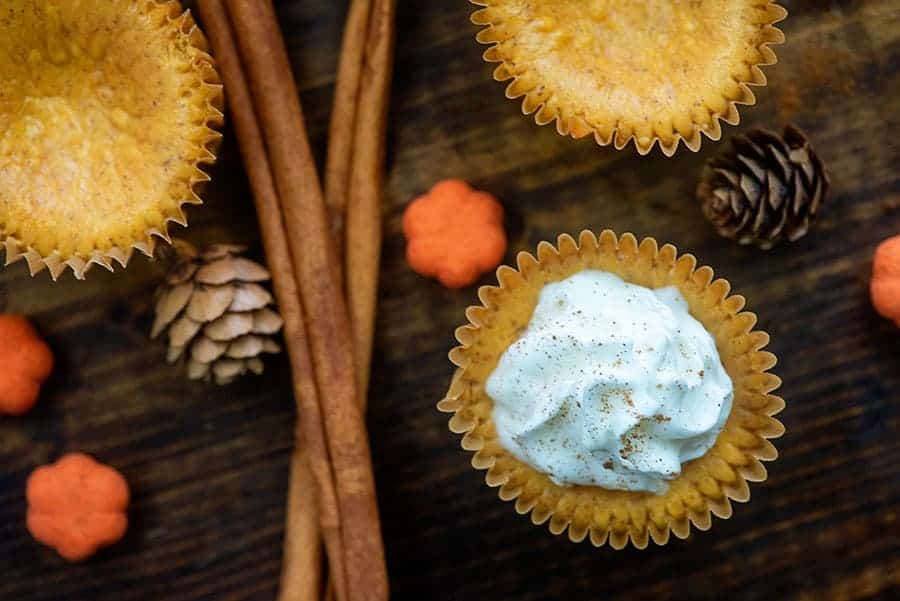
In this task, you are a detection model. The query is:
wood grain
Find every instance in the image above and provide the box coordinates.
[1,1,899,599]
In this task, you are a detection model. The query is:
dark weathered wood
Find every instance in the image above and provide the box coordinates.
[2,1,899,599]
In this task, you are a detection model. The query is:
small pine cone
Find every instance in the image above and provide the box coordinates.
[698,124,829,250]
[151,243,284,385]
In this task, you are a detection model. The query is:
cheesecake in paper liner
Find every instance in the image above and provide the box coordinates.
[471,1,787,156]
[0,0,224,280]
[438,230,784,548]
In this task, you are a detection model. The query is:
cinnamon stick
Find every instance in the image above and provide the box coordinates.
[194,2,345,599]
[345,0,397,399]
[281,450,326,601]
[320,1,393,592]
[223,2,389,601]
[324,0,373,262]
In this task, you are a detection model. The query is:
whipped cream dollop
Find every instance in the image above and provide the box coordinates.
[486,270,733,494]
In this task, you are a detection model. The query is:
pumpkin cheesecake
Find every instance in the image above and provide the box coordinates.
[471,0,786,155]
[0,0,223,279]
[439,230,785,548]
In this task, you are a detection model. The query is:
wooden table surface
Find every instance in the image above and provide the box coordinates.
[2,1,899,599]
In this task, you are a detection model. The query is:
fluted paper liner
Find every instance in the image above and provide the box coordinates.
[470,1,787,157]
[0,1,224,280]
[438,230,784,548]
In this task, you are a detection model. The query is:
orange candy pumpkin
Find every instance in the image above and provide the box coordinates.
[402,179,507,288]
[871,234,900,326]
[0,315,54,415]
[27,453,130,561]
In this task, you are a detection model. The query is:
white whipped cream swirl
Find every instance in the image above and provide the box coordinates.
[486,270,733,494]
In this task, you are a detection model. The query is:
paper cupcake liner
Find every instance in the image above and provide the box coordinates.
[438,230,784,548]
[470,1,787,157]
[1,2,224,281]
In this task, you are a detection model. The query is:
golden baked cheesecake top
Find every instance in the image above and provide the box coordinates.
[473,0,786,155]
[0,0,222,277]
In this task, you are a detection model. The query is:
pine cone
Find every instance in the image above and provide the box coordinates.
[151,243,284,385]
[698,124,829,250]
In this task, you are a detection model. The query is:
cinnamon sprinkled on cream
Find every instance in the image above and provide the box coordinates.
[486,271,733,494]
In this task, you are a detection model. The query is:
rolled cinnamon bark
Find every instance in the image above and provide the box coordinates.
[345,0,397,400]
[222,2,389,600]
[325,0,374,265]
[195,2,345,599]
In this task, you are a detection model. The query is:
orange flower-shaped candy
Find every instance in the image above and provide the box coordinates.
[872,234,900,326]
[0,315,54,415]
[27,453,130,561]
[403,180,507,288]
